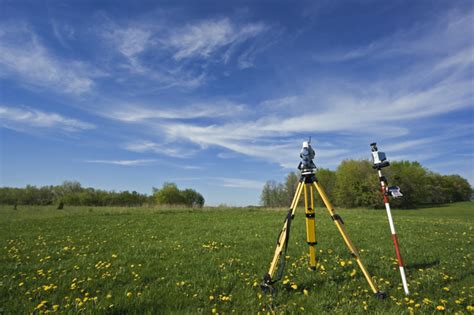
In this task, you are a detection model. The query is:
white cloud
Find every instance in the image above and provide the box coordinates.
[0,23,99,94]
[314,10,473,62]
[167,18,267,61]
[153,44,472,167]
[124,140,198,158]
[220,178,265,190]
[103,101,247,122]
[84,159,156,166]
[97,16,271,89]
[0,106,95,132]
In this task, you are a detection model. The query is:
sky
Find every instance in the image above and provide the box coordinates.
[0,0,473,206]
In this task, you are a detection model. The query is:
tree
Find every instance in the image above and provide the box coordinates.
[384,161,427,208]
[314,168,336,206]
[284,172,299,205]
[333,160,380,208]
[260,180,287,207]
[181,189,205,208]
[154,182,185,205]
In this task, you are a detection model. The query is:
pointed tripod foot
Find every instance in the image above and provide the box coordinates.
[260,273,275,295]
[374,291,387,299]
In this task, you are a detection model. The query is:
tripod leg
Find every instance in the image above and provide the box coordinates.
[313,182,386,298]
[263,181,304,284]
[304,183,317,269]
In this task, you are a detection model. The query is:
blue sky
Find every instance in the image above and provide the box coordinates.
[0,0,473,206]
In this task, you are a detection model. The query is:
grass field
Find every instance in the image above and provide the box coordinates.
[0,202,473,314]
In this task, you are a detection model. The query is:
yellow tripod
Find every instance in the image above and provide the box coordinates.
[261,173,386,299]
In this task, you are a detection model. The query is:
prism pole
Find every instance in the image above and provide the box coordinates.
[371,143,409,295]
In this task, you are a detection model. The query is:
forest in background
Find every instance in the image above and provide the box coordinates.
[261,159,472,209]
[0,182,204,208]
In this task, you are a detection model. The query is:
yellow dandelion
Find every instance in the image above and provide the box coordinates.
[443,287,449,292]
[436,305,445,311]
[111,254,118,258]
[126,292,132,298]
[209,295,214,301]
[303,289,309,296]
[283,279,290,285]
[52,305,59,311]
[466,306,474,311]
[350,269,357,277]
[340,261,346,267]
[106,293,112,299]
[35,300,48,310]
[291,284,298,290]
[19,282,24,287]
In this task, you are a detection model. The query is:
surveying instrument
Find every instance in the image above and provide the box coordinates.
[370,143,410,295]
[261,139,386,299]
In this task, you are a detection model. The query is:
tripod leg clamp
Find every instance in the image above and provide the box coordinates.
[331,214,344,224]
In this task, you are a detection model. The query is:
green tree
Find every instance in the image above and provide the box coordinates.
[314,168,336,206]
[154,182,185,205]
[285,172,300,205]
[260,180,286,207]
[333,160,379,208]
[384,161,427,208]
[181,189,205,207]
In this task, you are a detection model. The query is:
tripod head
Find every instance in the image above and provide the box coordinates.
[370,142,390,169]
[298,138,317,175]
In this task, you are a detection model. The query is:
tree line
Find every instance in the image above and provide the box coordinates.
[261,159,472,209]
[0,181,205,208]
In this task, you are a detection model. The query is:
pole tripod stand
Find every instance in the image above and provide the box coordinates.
[261,171,386,299]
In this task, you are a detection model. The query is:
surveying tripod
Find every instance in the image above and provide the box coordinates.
[261,161,386,299]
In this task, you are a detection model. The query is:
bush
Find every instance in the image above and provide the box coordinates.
[153,183,205,207]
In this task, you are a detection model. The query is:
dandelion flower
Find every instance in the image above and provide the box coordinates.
[303,289,309,296]
[291,284,298,290]
[126,292,132,298]
[436,305,445,311]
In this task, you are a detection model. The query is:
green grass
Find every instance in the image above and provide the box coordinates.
[0,202,473,314]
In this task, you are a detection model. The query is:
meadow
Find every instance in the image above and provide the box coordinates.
[0,202,472,314]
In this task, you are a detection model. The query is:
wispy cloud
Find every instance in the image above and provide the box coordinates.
[84,159,156,166]
[220,178,265,189]
[167,17,267,61]
[152,33,472,167]
[102,101,247,122]
[99,16,270,89]
[124,140,198,158]
[314,10,473,62]
[0,105,95,133]
[0,23,101,94]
